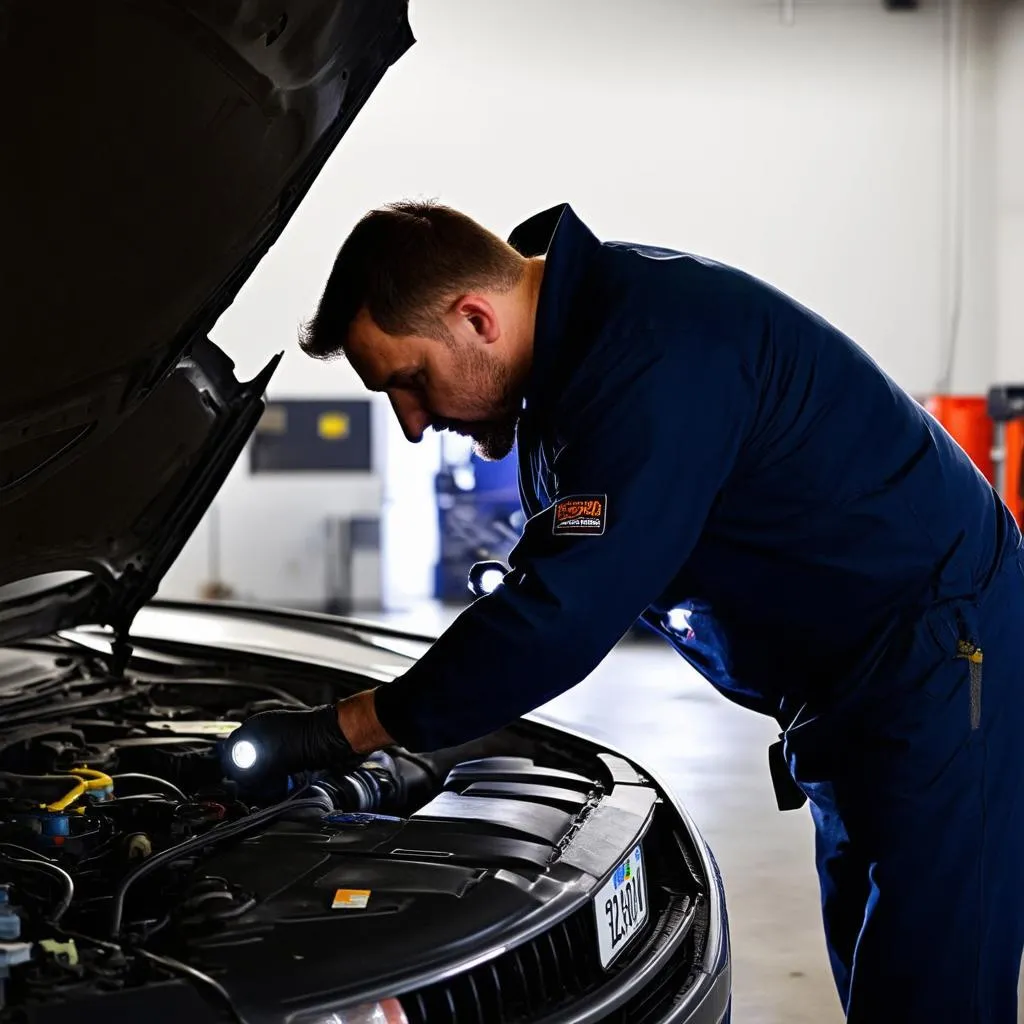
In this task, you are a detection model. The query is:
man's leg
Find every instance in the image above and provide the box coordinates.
[788,556,1024,1022]
[835,590,1024,1021]
[806,784,871,1012]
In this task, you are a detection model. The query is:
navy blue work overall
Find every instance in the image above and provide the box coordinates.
[375,204,1024,1022]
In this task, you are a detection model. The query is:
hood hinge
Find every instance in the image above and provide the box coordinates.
[106,597,137,678]
[110,632,134,678]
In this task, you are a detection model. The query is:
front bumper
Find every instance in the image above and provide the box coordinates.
[399,796,731,1024]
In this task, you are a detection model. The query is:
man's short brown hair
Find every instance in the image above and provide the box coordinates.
[299,200,525,359]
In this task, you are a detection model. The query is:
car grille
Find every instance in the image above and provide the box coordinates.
[400,805,708,1024]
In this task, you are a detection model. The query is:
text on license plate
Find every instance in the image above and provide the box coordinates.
[594,844,648,969]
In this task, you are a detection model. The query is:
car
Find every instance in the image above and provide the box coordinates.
[0,2,731,1022]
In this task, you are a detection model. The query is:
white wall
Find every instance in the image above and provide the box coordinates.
[158,0,1009,608]
[995,0,1024,383]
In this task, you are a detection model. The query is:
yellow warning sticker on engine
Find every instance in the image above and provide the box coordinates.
[332,888,371,910]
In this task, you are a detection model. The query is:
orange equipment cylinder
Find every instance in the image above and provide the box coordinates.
[987,385,1024,530]
[1003,419,1024,529]
[925,395,994,483]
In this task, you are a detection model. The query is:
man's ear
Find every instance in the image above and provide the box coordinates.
[451,294,500,345]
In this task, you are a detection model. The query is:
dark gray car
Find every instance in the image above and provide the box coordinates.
[0,3,731,1021]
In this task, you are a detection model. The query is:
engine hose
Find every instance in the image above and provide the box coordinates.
[0,769,115,812]
[203,897,255,922]
[109,774,186,801]
[311,754,400,813]
[304,787,336,815]
[0,850,74,924]
[181,891,234,912]
[134,948,251,1024]
[0,772,81,809]
[0,843,52,862]
[107,797,326,938]
[46,769,115,812]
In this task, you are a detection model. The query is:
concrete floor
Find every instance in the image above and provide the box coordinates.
[369,602,1023,1022]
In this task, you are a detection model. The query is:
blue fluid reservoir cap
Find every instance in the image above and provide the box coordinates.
[41,815,71,837]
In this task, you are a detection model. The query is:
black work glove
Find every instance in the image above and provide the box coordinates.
[223,704,362,781]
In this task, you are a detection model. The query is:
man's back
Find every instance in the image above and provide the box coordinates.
[525,231,1017,711]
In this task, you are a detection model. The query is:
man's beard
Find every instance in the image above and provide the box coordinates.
[470,417,519,461]
[433,411,520,461]
[433,347,523,461]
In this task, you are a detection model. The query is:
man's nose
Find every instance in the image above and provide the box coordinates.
[388,391,430,443]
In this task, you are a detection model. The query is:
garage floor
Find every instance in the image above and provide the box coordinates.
[369,603,1022,1023]
[548,637,842,1024]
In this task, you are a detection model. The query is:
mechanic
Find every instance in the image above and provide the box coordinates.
[227,201,1024,1023]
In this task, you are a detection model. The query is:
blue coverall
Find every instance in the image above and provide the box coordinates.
[374,203,1024,1022]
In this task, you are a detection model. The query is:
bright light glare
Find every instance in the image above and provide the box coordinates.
[230,739,257,770]
[480,568,504,594]
[666,608,691,633]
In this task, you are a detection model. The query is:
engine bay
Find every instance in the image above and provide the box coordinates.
[0,641,620,1023]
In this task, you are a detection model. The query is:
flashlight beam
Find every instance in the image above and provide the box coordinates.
[231,740,257,770]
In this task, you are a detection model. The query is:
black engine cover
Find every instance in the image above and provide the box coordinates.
[158,757,612,1023]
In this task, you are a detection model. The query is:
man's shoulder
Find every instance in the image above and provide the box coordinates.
[596,238,784,307]
[576,241,779,363]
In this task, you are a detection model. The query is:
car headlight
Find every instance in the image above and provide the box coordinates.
[290,998,408,1024]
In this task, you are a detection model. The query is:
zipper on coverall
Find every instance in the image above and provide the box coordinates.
[956,639,984,731]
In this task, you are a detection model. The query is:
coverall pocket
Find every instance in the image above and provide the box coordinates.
[782,603,972,792]
[785,598,989,814]
[781,622,919,786]
[920,598,983,729]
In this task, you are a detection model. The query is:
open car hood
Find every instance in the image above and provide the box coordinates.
[0,1,414,644]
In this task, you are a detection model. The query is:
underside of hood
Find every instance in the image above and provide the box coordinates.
[0,0,414,643]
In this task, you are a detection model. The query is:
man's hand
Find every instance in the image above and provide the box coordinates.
[224,703,363,781]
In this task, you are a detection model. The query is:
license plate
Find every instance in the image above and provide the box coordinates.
[594,844,648,969]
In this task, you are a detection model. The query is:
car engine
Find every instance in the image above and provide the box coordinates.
[0,645,496,1018]
[0,640,709,1024]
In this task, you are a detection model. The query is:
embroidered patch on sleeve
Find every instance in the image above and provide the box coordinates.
[552,495,607,536]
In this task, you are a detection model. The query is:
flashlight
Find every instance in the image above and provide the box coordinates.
[230,739,258,771]
[467,559,508,598]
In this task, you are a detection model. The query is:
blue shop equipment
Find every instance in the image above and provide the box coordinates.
[434,447,524,604]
